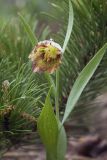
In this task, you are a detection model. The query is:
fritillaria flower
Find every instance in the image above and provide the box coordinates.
[29,39,62,73]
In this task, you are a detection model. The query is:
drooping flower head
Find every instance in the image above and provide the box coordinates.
[29,39,62,73]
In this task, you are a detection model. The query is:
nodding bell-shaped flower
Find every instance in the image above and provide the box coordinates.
[28,39,62,74]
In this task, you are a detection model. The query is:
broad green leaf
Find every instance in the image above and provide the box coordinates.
[57,122,67,160]
[18,13,38,46]
[37,90,58,158]
[62,43,107,124]
[63,0,74,53]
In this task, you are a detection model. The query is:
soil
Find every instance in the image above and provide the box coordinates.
[2,135,107,160]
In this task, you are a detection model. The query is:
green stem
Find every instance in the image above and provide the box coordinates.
[55,69,60,119]
[45,72,56,97]
[45,71,59,119]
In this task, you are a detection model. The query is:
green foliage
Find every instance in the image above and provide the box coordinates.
[57,122,67,160]
[37,91,67,160]
[37,90,58,159]
[0,63,46,137]
[0,9,49,151]
[62,43,107,123]
[50,0,107,118]
[62,0,74,53]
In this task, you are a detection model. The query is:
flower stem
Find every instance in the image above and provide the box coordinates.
[45,72,56,97]
[55,69,60,120]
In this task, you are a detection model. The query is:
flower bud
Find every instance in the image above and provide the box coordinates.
[29,39,62,73]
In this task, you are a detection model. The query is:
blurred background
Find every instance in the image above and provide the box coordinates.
[0,0,49,18]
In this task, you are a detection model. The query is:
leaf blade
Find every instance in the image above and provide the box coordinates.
[57,122,67,160]
[63,0,74,53]
[62,43,107,123]
[37,91,58,158]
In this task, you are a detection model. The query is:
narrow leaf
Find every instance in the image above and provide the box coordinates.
[63,0,74,53]
[18,13,38,46]
[62,43,107,123]
[37,90,58,158]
